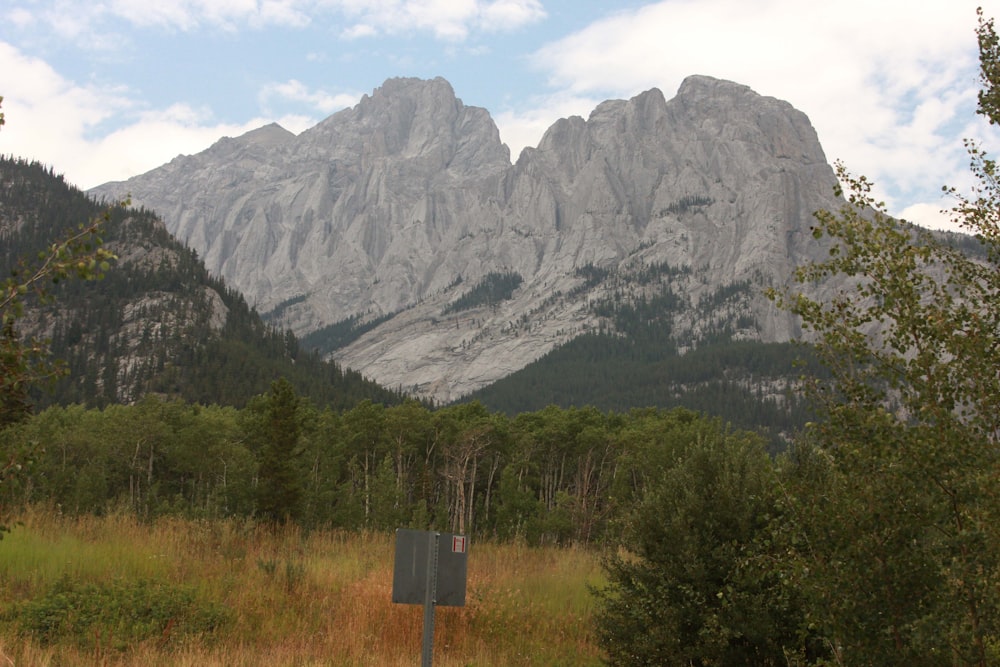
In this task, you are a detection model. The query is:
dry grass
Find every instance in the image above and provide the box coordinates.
[0,508,604,666]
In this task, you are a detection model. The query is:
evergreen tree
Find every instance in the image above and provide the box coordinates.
[594,419,802,665]
[254,378,305,523]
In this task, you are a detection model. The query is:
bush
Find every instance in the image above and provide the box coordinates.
[8,575,229,650]
[593,431,805,665]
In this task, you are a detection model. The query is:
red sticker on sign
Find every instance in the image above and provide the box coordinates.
[452,535,466,553]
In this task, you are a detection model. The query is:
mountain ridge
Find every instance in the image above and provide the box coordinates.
[90,74,843,403]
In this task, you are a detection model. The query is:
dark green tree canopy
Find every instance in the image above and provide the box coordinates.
[251,378,305,523]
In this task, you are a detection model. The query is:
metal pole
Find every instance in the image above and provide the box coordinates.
[421,531,439,667]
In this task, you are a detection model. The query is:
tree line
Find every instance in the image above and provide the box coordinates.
[0,387,749,548]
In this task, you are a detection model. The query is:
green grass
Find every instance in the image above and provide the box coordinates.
[0,517,170,587]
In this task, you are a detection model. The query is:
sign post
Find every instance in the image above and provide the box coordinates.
[421,531,437,667]
[392,529,468,667]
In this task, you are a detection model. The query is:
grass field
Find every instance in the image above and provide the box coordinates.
[0,508,605,666]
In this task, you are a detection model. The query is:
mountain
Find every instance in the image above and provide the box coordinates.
[0,157,405,411]
[90,75,843,404]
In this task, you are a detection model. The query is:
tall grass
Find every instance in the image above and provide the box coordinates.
[0,507,604,666]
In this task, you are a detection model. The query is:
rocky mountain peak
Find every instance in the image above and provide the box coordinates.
[199,123,295,162]
[676,73,755,100]
[242,122,296,147]
[672,74,827,164]
[90,75,843,403]
[302,76,510,173]
[361,76,459,117]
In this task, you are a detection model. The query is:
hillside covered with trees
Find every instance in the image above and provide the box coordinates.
[465,335,820,447]
[0,156,405,412]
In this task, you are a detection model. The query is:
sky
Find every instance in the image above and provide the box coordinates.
[1,0,999,232]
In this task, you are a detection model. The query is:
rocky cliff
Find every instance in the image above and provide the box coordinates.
[91,75,842,403]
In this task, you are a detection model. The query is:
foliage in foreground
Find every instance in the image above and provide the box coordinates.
[762,9,1000,665]
[11,576,228,650]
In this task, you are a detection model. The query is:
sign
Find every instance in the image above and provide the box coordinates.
[392,529,470,667]
[392,529,468,607]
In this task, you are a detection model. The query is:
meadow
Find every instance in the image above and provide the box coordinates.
[0,508,604,666]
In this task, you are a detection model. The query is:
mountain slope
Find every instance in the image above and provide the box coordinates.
[91,75,843,403]
[0,157,404,410]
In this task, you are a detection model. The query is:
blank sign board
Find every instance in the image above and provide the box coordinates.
[392,529,468,607]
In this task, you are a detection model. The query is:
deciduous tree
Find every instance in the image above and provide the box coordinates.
[768,10,1000,663]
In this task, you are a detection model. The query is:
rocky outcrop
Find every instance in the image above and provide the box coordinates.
[91,75,842,403]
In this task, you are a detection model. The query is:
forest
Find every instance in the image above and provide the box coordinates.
[0,389,741,548]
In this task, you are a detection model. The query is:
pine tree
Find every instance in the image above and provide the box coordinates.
[254,378,304,523]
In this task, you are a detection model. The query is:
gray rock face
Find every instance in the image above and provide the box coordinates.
[90,75,841,403]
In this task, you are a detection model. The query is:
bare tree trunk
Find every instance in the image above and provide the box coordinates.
[483,456,500,526]
[466,456,478,535]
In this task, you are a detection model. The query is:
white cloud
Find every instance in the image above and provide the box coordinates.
[254,0,313,28]
[108,0,201,30]
[898,202,960,233]
[0,42,131,185]
[6,7,34,29]
[477,0,545,32]
[259,79,360,115]
[334,1,477,41]
[105,0,311,30]
[8,0,544,49]
[340,22,377,39]
[0,41,309,189]
[79,111,267,188]
[333,0,545,40]
[7,0,311,39]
